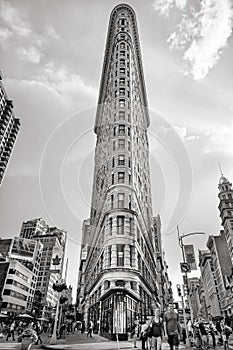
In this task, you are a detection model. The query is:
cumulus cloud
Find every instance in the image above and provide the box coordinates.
[0,1,31,37]
[154,0,233,80]
[204,122,233,155]
[168,0,233,80]
[153,0,187,17]
[0,27,12,47]
[46,25,61,41]
[17,46,42,64]
[172,125,199,141]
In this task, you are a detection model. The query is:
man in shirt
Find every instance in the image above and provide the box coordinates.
[163,304,181,350]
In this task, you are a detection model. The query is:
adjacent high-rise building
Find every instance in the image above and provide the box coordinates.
[207,231,232,316]
[77,4,161,340]
[0,237,43,314]
[20,219,67,315]
[0,71,20,185]
[218,174,233,262]
[199,249,221,318]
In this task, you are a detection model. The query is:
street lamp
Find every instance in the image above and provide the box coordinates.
[177,226,205,344]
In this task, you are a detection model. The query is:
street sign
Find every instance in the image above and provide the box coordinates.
[180,262,191,273]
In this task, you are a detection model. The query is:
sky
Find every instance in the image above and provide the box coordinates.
[0,0,233,301]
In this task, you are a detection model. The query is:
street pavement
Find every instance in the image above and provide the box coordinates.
[0,331,229,350]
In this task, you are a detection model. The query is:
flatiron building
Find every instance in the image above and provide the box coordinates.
[77,4,160,340]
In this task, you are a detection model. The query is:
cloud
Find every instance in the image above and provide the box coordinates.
[172,125,199,141]
[204,122,233,155]
[167,0,233,80]
[41,63,97,99]
[17,46,42,64]
[46,25,61,41]
[153,0,187,17]
[0,27,12,47]
[0,1,31,37]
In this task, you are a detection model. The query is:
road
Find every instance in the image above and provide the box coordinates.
[0,331,227,350]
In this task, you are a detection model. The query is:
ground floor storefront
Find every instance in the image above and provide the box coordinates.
[88,288,154,340]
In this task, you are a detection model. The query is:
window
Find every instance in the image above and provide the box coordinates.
[109,218,113,235]
[118,172,125,183]
[116,280,125,287]
[113,141,115,151]
[128,157,131,168]
[117,216,125,234]
[118,193,125,208]
[130,281,137,290]
[118,154,125,166]
[119,77,125,85]
[118,139,125,149]
[107,246,111,267]
[111,194,114,209]
[119,125,125,135]
[129,196,132,210]
[120,42,125,49]
[119,88,125,96]
[128,141,131,150]
[112,174,114,185]
[129,174,131,184]
[120,68,125,75]
[119,99,125,108]
[120,51,125,57]
[119,111,125,120]
[128,127,130,136]
[112,157,115,168]
[113,127,116,136]
[129,217,133,235]
[120,59,125,67]
[117,245,124,266]
[104,280,110,290]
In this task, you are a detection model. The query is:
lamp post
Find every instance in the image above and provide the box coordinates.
[177,226,205,344]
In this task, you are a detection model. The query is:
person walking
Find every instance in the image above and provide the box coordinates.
[140,319,149,350]
[209,319,216,348]
[150,308,164,350]
[6,320,15,341]
[163,304,181,350]
[221,319,232,350]
[87,319,93,338]
[198,318,208,350]
[18,323,38,350]
[131,319,140,348]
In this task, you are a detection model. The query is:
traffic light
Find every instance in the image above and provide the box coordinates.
[176,284,182,297]
[183,284,189,296]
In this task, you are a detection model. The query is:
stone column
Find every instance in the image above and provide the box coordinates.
[112,216,117,235]
[132,246,137,269]
[111,244,117,267]
[124,244,131,267]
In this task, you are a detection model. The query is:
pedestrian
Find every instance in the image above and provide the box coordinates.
[35,321,43,344]
[209,319,216,347]
[87,319,93,338]
[187,319,193,346]
[149,307,163,350]
[163,303,181,350]
[140,319,149,350]
[182,328,186,344]
[18,323,38,350]
[221,319,232,350]
[6,320,15,341]
[131,319,140,348]
[81,320,85,334]
[198,318,208,350]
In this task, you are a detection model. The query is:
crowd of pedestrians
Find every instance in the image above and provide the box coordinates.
[130,304,233,350]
